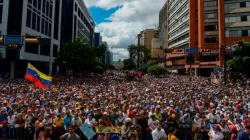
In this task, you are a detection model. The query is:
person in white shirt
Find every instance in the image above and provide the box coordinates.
[7,111,16,127]
[151,122,167,140]
[71,113,82,128]
[207,109,218,123]
[192,114,202,140]
[208,125,224,140]
[148,115,159,131]
[7,111,16,139]
[84,114,97,128]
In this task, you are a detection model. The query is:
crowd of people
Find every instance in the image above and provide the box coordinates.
[0,70,250,140]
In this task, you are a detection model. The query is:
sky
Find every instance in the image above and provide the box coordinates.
[84,0,166,61]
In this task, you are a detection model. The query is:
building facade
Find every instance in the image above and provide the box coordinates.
[137,29,155,50]
[0,0,62,78]
[94,32,102,47]
[159,1,168,49]
[61,0,95,46]
[105,49,113,65]
[166,0,250,76]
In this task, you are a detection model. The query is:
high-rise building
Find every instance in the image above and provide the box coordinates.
[61,0,95,46]
[159,1,168,49]
[137,29,155,50]
[94,32,102,47]
[166,0,250,76]
[0,0,62,78]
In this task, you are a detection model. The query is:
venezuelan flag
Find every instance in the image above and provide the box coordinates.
[25,63,52,88]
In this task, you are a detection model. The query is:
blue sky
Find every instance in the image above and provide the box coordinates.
[84,0,166,61]
[89,7,120,24]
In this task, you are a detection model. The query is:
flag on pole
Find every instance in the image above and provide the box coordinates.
[25,63,52,88]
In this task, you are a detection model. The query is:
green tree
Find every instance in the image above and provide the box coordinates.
[127,45,150,69]
[147,64,168,76]
[93,44,107,59]
[55,37,97,73]
[227,40,250,77]
[123,58,136,70]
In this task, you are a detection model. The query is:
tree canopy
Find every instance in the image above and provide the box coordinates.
[127,45,150,69]
[55,37,106,73]
[123,58,136,70]
[227,40,250,77]
[147,64,168,76]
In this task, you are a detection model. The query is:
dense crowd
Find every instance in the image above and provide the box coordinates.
[0,71,250,140]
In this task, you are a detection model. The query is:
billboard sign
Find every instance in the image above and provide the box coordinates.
[4,36,22,44]
[185,48,199,54]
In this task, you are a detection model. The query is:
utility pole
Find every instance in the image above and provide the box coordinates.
[137,34,140,70]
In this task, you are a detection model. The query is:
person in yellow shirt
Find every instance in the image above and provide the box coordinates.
[53,113,64,139]
[155,105,162,122]
[168,127,179,140]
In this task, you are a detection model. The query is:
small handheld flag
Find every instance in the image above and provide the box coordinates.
[25,63,52,88]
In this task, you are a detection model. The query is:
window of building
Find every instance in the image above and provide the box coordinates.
[41,18,45,34]
[40,44,50,56]
[248,30,250,36]
[0,5,2,24]
[28,0,32,4]
[53,44,58,57]
[204,37,218,43]
[33,0,37,8]
[247,2,250,7]
[229,31,238,37]
[46,1,49,17]
[75,3,77,12]
[225,31,229,37]
[241,15,247,22]
[238,31,242,36]
[28,4,32,9]
[32,12,37,30]
[225,17,237,23]
[53,0,60,40]
[45,21,48,35]
[49,4,52,19]
[204,25,218,31]
[25,44,39,54]
[225,3,240,9]
[205,13,217,19]
[38,0,41,11]
[48,23,51,37]
[204,1,217,7]
[37,16,40,32]
[242,30,248,36]
[42,0,46,14]
[240,2,246,8]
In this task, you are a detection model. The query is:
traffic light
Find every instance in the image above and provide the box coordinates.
[25,38,39,44]
[201,49,210,53]
[0,38,3,44]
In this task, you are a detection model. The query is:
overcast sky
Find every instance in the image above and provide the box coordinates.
[85,0,166,61]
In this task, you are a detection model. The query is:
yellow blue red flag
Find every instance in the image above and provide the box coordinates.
[25,63,52,88]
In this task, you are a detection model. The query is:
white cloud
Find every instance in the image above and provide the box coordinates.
[84,0,166,61]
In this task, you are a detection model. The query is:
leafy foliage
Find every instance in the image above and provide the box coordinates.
[147,64,168,76]
[127,45,150,69]
[55,38,98,73]
[227,41,250,77]
[123,58,136,70]
[93,44,107,58]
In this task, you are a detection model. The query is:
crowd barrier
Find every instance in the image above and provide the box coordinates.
[0,126,232,140]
